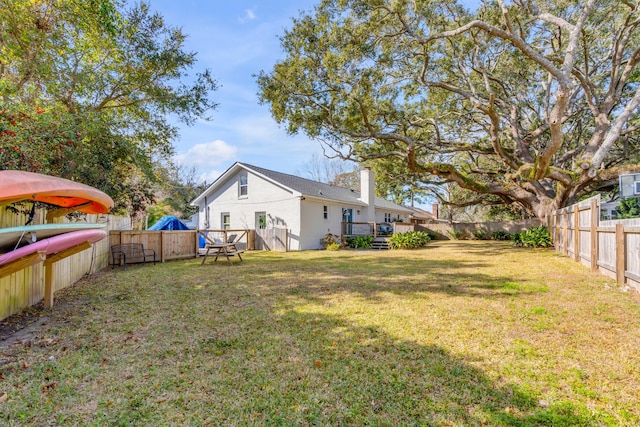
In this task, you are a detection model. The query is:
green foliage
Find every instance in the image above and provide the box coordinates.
[473,228,489,240]
[257,0,640,221]
[491,230,512,241]
[325,242,341,251]
[616,198,640,219]
[389,231,431,249]
[514,226,553,248]
[420,228,437,240]
[0,0,217,215]
[448,229,463,240]
[321,233,342,250]
[146,204,168,229]
[346,235,373,249]
[155,164,208,220]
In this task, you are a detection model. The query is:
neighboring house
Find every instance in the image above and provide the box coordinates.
[191,162,412,250]
[600,201,619,220]
[406,205,440,224]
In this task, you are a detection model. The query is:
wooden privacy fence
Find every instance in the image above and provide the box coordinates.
[109,230,200,263]
[255,227,288,251]
[550,195,640,291]
[418,218,542,240]
[109,229,266,264]
[0,209,129,321]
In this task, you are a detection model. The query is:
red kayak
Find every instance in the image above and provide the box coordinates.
[0,228,107,267]
[0,170,114,214]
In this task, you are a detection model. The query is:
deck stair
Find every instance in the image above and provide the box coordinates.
[371,237,391,250]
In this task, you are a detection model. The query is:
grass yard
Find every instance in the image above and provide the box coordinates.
[1,241,639,426]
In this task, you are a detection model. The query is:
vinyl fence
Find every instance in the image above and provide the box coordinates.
[550,195,640,291]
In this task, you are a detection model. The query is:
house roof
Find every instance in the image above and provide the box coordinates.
[405,206,435,219]
[192,162,411,213]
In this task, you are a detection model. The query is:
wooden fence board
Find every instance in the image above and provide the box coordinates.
[551,195,640,291]
[0,208,124,320]
[255,228,288,251]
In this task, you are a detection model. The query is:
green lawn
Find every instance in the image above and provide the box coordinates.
[1,241,639,426]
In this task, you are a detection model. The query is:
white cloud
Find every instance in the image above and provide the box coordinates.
[198,169,225,185]
[239,9,257,24]
[174,139,237,169]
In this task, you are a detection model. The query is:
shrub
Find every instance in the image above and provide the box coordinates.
[491,230,512,241]
[473,228,489,240]
[420,228,437,240]
[346,235,373,249]
[617,198,640,219]
[516,226,552,248]
[321,233,342,249]
[447,229,463,240]
[389,231,431,249]
[325,242,341,251]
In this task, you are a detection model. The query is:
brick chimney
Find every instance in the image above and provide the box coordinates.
[432,203,439,219]
[360,168,376,222]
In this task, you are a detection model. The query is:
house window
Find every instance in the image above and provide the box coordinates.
[323,205,328,220]
[384,213,392,222]
[222,213,231,230]
[239,174,248,197]
[256,212,266,229]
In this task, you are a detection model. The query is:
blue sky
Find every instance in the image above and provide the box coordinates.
[145,0,478,184]
[145,0,321,183]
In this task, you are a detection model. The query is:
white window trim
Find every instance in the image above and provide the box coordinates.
[222,212,231,230]
[238,174,248,198]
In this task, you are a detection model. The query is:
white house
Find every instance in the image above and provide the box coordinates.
[191,162,412,250]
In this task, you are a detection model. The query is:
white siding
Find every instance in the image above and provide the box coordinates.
[197,170,303,249]
[300,200,356,250]
[194,164,412,251]
[375,209,410,224]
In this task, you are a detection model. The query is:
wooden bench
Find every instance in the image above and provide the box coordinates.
[111,243,156,270]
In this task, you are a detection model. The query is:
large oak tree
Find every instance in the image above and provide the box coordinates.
[257,0,640,220]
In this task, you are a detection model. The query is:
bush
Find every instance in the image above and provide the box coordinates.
[346,235,373,249]
[473,228,489,240]
[617,198,640,219]
[420,228,437,240]
[515,226,552,248]
[491,230,512,241]
[389,231,431,249]
[321,233,342,249]
[447,229,463,240]
[325,242,341,251]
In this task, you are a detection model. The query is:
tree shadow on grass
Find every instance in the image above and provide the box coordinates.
[237,252,548,302]
[0,256,599,425]
[223,306,595,426]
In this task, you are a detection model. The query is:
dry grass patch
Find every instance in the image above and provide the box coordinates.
[1,241,639,426]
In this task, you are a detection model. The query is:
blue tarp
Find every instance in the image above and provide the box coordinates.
[149,216,206,248]
[149,216,190,231]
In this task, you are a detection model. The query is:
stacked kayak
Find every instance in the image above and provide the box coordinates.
[0,171,113,267]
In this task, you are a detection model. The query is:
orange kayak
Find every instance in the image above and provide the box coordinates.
[0,170,114,214]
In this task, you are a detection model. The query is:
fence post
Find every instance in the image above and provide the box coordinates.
[616,223,625,285]
[590,199,598,272]
[160,231,166,263]
[573,206,580,261]
[553,209,560,252]
[563,210,569,256]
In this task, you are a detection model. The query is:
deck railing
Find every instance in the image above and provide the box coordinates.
[341,222,413,238]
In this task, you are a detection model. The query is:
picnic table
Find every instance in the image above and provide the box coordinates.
[200,242,244,266]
